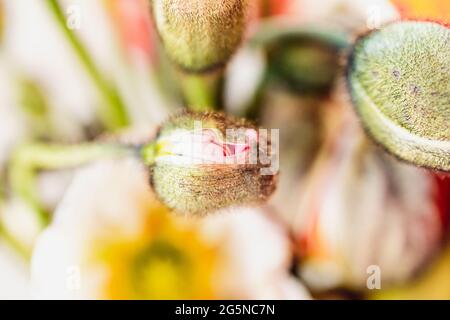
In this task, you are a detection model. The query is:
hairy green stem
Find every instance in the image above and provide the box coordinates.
[9,143,132,228]
[0,221,31,260]
[244,75,269,122]
[178,70,224,112]
[140,142,157,166]
[46,0,130,130]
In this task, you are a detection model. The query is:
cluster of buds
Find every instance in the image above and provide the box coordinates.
[145,0,277,214]
[3,0,449,301]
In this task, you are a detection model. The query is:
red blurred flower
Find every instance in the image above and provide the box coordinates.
[435,175,450,232]
[269,0,292,16]
[257,0,302,18]
[104,0,157,63]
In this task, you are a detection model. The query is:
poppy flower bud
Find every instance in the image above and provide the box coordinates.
[253,25,348,95]
[151,0,248,72]
[145,112,277,215]
[347,21,450,172]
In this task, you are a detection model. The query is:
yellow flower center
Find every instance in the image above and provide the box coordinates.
[94,212,218,300]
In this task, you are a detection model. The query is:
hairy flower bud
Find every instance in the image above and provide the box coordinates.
[145,112,277,215]
[253,25,348,95]
[347,21,450,172]
[151,0,248,72]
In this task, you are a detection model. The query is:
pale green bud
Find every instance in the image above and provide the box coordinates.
[348,21,450,172]
[253,26,349,95]
[151,0,248,72]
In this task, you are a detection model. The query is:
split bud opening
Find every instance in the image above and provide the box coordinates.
[143,112,278,215]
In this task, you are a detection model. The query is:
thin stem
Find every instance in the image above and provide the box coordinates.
[178,69,224,112]
[17,77,56,139]
[46,0,130,130]
[244,74,269,122]
[0,222,31,260]
[0,172,30,259]
[9,142,132,228]
[140,142,157,166]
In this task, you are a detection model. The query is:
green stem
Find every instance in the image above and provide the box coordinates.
[17,77,56,139]
[179,70,224,112]
[244,74,269,122]
[46,0,130,130]
[0,176,30,260]
[0,221,31,260]
[9,142,132,228]
[140,142,157,166]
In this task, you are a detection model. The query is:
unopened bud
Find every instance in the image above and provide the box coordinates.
[347,21,450,172]
[151,0,248,72]
[145,112,277,215]
[253,26,348,94]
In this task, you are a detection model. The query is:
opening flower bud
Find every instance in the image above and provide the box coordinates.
[145,112,277,215]
[151,0,248,72]
[347,21,450,172]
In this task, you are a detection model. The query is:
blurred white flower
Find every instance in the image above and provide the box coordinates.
[1,199,42,250]
[203,207,310,300]
[300,0,399,32]
[225,47,265,114]
[294,117,443,291]
[2,0,97,139]
[31,159,309,299]
[0,243,29,299]
[2,0,168,136]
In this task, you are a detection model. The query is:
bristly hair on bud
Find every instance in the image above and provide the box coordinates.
[145,111,278,215]
[150,0,248,73]
[347,21,450,172]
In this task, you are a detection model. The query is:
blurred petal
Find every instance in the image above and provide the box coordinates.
[32,160,309,299]
[0,243,29,299]
[300,0,399,32]
[203,207,310,299]
[391,0,450,23]
[371,244,450,300]
[295,115,443,291]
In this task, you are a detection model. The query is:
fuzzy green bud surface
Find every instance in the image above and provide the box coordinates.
[151,0,248,72]
[348,21,450,172]
[253,26,349,95]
